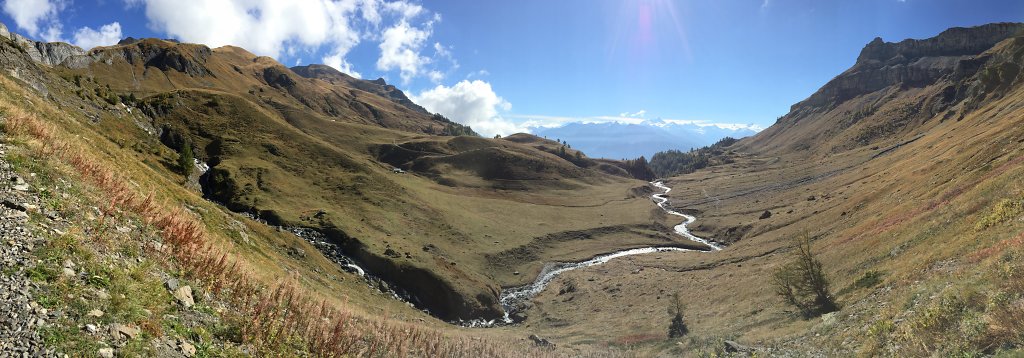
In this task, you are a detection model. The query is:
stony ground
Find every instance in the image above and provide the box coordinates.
[0,124,242,357]
[0,141,59,356]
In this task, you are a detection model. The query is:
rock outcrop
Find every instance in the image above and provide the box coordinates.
[0,21,85,67]
[793,23,1024,112]
[746,22,1024,155]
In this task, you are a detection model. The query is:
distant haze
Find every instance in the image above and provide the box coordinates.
[531,121,757,160]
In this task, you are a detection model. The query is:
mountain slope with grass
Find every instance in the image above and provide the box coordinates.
[0,19,672,357]
[510,23,1024,356]
[9,14,1024,357]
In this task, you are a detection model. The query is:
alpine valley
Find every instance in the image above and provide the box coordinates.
[2,11,1024,358]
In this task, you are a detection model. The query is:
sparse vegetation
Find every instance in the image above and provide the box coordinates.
[772,236,838,318]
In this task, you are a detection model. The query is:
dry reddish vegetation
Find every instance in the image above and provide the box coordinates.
[0,107,561,357]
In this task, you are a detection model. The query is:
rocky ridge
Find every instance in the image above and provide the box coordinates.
[743,22,1024,155]
[0,22,85,67]
[793,22,1024,112]
[290,64,430,114]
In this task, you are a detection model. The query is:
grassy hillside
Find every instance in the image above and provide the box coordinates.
[9,16,1024,357]
[0,20,678,356]
[509,24,1024,356]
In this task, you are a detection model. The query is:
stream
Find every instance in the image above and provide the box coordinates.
[460,180,722,327]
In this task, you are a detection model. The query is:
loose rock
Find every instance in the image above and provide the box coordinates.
[174,285,195,308]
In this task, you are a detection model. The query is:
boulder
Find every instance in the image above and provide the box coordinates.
[528,334,554,348]
[179,340,197,357]
[173,286,195,308]
[724,340,752,354]
[110,323,140,340]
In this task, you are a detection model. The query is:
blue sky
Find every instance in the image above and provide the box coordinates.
[2,0,1023,136]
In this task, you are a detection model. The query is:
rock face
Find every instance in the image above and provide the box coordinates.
[747,22,1024,155]
[794,23,1024,112]
[103,40,213,76]
[855,23,1024,67]
[0,21,85,67]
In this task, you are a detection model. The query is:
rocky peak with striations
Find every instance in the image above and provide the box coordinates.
[791,22,1024,112]
[853,22,1024,71]
[0,21,85,67]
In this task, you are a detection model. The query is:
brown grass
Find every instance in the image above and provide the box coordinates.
[0,107,560,357]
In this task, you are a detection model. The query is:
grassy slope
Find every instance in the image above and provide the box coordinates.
[4,58,638,357]
[513,32,1024,356]
[47,38,692,321]
[0,30,697,356]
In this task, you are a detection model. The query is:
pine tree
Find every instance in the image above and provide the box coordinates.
[178,141,194,177]
[772,235,838,318]
[667,292,689,338]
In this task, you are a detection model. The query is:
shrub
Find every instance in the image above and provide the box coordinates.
[975,198,1023,230]
[772,236,838,318]
[853,270,884,290]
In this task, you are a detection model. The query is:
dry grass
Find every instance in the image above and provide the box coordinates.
[0,106,567,357]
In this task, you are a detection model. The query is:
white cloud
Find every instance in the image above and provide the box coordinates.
[382,0,423,21]
[129,0,445,82]
[138,0,338,57]
[38,21,60,41]
[72,22,122,50]
[427,70,443,83]
[323,52,361,78]
[377,19,431,84]
[466,69,489,79]
[619,110,646,118]
[433,41,450,58]
[410,80,523,137]
[2,0,61,37]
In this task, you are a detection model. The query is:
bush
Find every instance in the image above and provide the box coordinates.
[975,198,1023,230]
[772,236,838,318]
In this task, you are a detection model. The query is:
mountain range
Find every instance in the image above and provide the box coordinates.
[531,120,758,159]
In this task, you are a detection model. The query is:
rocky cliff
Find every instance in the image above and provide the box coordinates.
[793,23,1024,112]
[747,22,1024,154]
[0,21,85,67]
